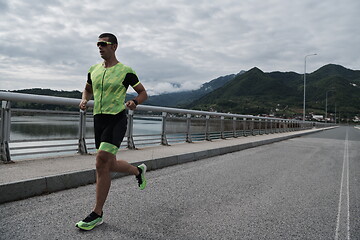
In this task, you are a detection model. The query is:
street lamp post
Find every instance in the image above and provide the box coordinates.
[303,53,317,122]
[325,91,328,123]
[325,89,335,123]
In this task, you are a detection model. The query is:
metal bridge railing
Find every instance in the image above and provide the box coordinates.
[0,91,331,162]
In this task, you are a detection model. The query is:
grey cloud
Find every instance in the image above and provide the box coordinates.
[1,0,359,93]
[0,0,8,13]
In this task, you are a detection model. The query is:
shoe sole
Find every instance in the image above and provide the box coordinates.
[76,220,103,231]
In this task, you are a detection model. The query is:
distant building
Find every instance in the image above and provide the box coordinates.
[312,115,324,121]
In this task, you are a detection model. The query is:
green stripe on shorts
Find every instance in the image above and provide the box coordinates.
[98,142,119,155]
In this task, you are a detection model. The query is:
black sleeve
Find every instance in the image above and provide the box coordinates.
[87,72,92,85]
[123,73,139,89]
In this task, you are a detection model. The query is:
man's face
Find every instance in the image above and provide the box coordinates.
[97,37,116,60]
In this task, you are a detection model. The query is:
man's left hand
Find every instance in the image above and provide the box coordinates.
[126,100,137,110]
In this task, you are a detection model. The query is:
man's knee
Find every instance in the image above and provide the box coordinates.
[96,151,114,171]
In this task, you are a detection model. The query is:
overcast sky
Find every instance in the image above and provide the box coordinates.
[0,0,359,95]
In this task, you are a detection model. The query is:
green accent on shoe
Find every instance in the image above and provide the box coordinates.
[75,212,103,231]
[137,163,147,190]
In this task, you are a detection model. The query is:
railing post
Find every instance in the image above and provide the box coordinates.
[251,118,255,136]
[161,112,169,146]
[186,114,192,143]
[220,116,225,139]
[273,120,276,133]
[127,110,136,149]
[205,115,211,141]
[243,118,247,137]
[0,101,12,163]
[288,120,291,132]
[77,110,88,154]
[259,119,263,135]
[264,119,268,134]
[278,120,281,132]
[233,117,237,138]
[283,120,287,132]
[286,120,289,132]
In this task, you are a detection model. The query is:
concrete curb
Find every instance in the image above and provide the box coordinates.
[0,129,327,204]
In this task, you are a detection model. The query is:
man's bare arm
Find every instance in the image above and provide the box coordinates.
[79,83,93,110]
[125,83,148,110]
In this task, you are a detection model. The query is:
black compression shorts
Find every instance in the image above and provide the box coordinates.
[94,110,127,155]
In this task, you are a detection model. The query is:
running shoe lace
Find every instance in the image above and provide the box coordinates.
[136,173,142,186]
[136,167,143,186]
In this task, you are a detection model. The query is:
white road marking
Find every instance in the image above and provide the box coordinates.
[335,129,350,240]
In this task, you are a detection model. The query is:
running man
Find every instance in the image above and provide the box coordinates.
[76,33,148,231]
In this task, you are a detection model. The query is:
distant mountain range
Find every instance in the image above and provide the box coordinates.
[187,64,360,119]
[2,64,359,120]
[145,71,245,107]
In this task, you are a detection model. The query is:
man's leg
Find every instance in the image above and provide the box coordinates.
[76,149,147,230]
[93,150,140,215]
[111,159,140,175]
[93,150,114,215]
[111,158,147,190]
[75,150,112,230]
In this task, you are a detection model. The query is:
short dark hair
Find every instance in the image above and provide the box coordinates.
[98,33,118,44]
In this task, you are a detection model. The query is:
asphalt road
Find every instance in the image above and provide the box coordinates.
[1,126,359,240]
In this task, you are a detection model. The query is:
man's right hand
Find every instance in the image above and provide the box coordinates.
[79,99,88,110]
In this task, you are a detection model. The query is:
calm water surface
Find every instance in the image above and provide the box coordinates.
[10,115,162,141]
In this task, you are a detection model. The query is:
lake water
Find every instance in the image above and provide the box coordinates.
[10,115,163,141]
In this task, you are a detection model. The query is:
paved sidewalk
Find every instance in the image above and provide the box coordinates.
[0,128,334,203]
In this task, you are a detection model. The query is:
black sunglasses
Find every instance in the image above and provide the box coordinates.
[97,41,114,47]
